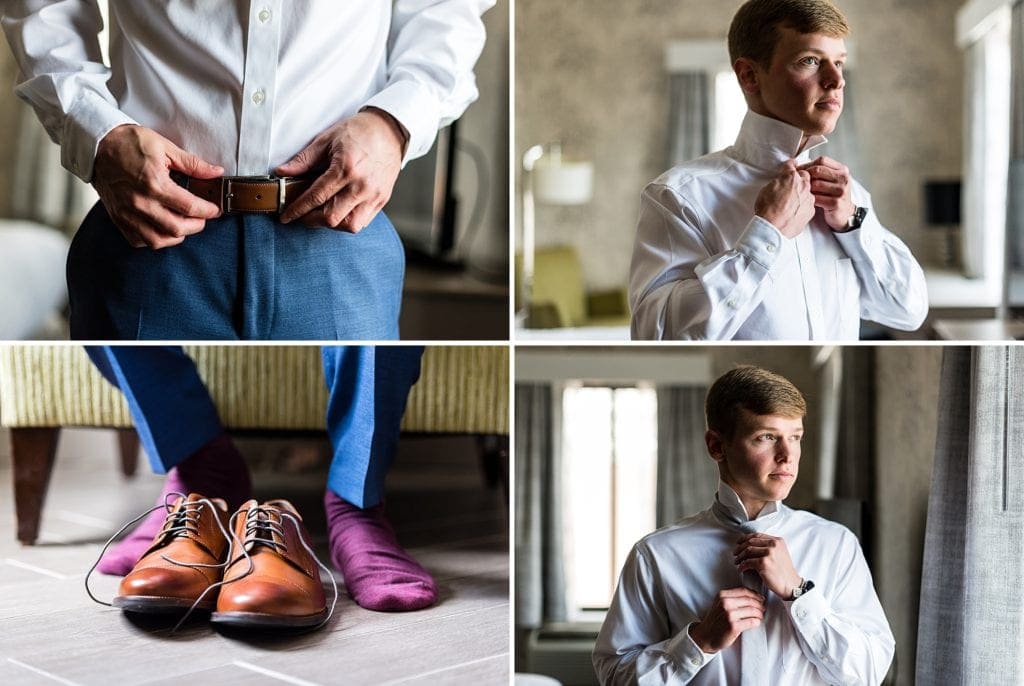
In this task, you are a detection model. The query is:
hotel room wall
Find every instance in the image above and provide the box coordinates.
[874,345,942,686]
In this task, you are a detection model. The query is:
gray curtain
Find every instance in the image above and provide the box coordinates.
[514,383,566,629]
[667,72,710,168]
[1009,1,1024,279]
[916,347,1024,684]
[655,385,717,527]
[8,103,95,232]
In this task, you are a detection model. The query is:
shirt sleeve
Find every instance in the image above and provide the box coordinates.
[833,181,929,331]
[361,0,493,165]
[593,544,717,685]
[629,181,796,340]
[785,528,896,686]
[1,1,138,182]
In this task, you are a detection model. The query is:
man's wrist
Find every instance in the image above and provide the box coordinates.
[687,622,716,654]
[360,106,409,154]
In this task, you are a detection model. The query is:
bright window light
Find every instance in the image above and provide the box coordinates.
[562,385,658,617]
[713,70,746,152]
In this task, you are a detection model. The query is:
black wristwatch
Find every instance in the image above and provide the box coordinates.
[846,206,868,230]
[791,579,815,600]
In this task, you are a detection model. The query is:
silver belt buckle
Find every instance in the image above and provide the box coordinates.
[219,175,283,213]
[222,177,236,213]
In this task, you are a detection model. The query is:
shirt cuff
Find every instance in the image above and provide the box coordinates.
[787,587,831,648]
[833,208,885,265]
[62,88,137,183]
[668,622,716,672]
[362,80,441,167]
[734,216,791,272]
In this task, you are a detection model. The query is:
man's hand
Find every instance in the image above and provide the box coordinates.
[754,161,816,238]
[798,155,856,232]
[92,124,224,249]
[734,533,803,599]
[276,108,405,232]
[687,588,765,653]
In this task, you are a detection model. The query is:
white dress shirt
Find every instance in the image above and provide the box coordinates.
[2,0,492,181]
[629,111,928,340]
[593,482,895,686]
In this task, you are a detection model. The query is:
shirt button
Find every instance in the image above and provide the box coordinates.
[766,243,776,253]
[690,657,701,666]
[726,299,738,309]
[258,8,272,23]
[251,88,266,105]
[797,609,807,619]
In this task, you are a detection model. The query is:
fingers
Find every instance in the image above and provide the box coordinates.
[802,155,845,171]
[280,165,346,224]
[165,144,223,180]
[160,180,222,219]
[716,587,765,602]
[275,137,328,178]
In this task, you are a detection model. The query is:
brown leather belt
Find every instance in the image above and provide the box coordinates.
[172,173,314,214]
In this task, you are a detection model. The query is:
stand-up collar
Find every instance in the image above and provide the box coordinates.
[729,110,828,172]
[712,480,781,533]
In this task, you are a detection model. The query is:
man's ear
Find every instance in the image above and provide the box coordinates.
[734,58,760,95]
[705,429,726,463]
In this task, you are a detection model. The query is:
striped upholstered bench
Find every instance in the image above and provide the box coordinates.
[0,345,508,544]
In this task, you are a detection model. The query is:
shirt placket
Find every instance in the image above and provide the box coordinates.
[795,230,826,339]
[237,1,283,175]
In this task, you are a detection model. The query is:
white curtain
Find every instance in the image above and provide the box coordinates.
[916,346,1024,684]
[961,15,1011,279]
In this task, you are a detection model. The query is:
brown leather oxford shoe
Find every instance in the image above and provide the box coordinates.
[212,499,331,629]
[112,493,231,613]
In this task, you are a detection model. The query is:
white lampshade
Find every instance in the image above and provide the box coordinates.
[533,159,594,205]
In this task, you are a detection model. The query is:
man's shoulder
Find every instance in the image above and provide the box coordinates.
[635,509,715,552]
[784,506,857,542]
[644,149,738,201]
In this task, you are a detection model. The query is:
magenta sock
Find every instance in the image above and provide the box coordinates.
[324,490,438,612]
[97,433,251,576]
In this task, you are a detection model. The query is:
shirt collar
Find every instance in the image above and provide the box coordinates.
[715,480,780,524]
[729,110,828,171]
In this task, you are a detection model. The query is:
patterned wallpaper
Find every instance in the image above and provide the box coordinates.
[516,0,964,292]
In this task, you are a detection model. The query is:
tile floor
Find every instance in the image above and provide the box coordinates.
[0,428,510,685]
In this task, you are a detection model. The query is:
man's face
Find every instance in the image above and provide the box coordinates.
[741,27,847,137]
[707,408,804,514]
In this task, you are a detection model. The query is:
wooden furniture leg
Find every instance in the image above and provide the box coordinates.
[117,429,140,477]
[10,427,60,545]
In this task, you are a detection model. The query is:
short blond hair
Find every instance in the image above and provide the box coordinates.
[705,365,806,438]
[728,0,849,67]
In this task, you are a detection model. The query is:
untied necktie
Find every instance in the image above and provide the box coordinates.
[711,499,771,686]
[739,521,769,686]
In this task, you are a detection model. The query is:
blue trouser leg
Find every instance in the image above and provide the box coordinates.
[68,202,404,340]
[84,346,223,474]
[322,346,424,508]
[86,345,424,504]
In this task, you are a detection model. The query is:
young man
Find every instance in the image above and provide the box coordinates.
[1,2,491,339]
[629,0,928,340]
[593,366,894,685]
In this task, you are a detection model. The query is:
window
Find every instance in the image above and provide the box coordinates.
[560,384,658,619]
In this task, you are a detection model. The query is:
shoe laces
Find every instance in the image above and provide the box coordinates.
[85,493,338,633]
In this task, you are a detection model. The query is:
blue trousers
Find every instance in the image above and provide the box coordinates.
[86,346,424,508]
[68,202,405,340]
